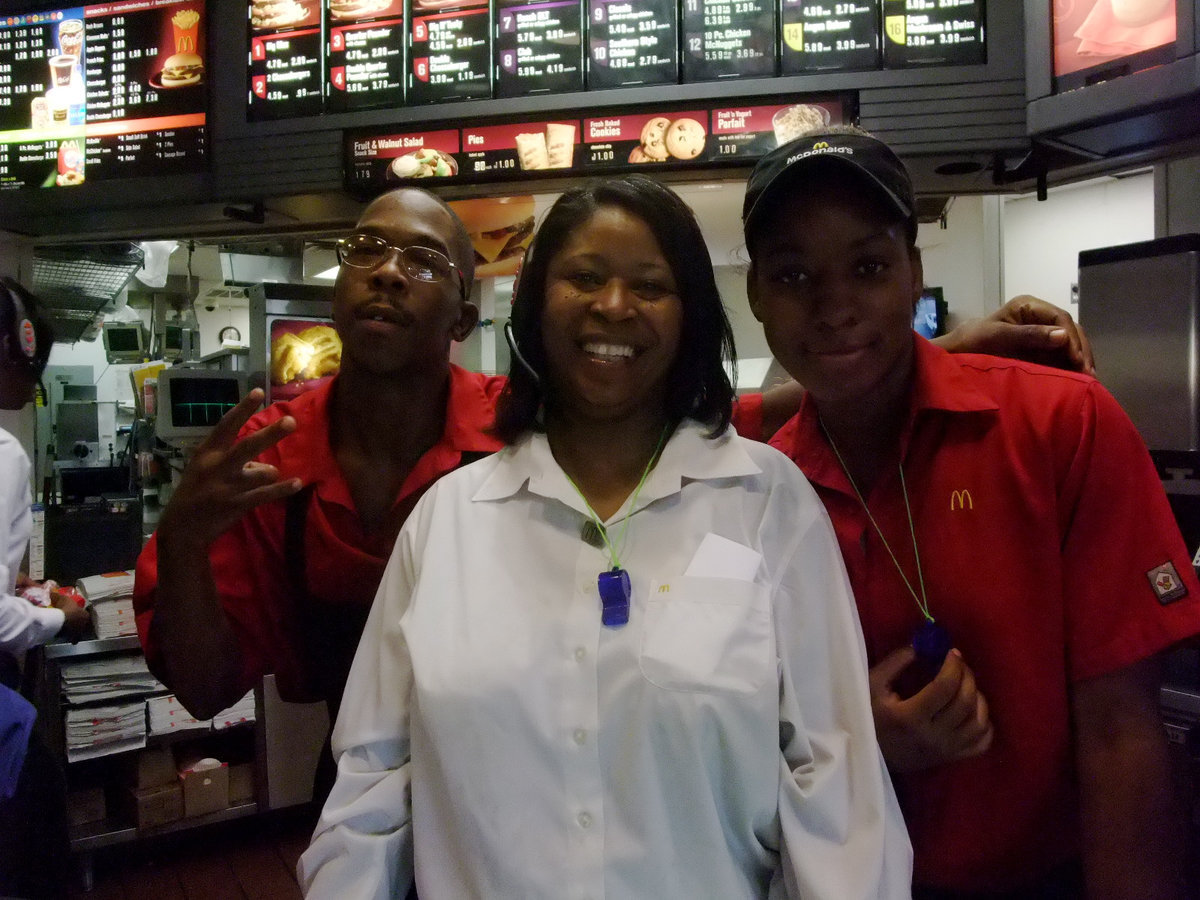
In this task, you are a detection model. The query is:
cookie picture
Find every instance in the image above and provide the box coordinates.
[628,146,652,164]
[665,118,706,160]
[638,117,671,161]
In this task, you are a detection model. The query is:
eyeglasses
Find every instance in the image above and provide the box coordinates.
[336,233,466,299]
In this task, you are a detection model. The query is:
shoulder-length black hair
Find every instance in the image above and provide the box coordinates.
[492,175,736,443]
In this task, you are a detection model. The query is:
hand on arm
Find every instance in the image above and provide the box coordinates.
[869,646,994,773]
[935,295,1095,375]
[1073,655,1189,900]
[153,389,301,720]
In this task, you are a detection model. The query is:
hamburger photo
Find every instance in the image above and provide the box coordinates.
[449,195,535,279]
[159,51,204,87]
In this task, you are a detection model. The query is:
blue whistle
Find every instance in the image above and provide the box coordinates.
[598,568,631,628]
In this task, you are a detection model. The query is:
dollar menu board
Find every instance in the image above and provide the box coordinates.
[780,1,880,74]
[882,0,985,67]
[494,0,584,98]
[248,0,323,119]
[345,95,847,191]
[0,0,206,191]
[327,0,405,114]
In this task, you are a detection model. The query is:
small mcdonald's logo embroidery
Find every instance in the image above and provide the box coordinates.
[1148,561,1188,605]
[812,141,830,150]
[950,489,973,511]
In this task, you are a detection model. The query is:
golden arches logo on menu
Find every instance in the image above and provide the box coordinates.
[176,35,196,52]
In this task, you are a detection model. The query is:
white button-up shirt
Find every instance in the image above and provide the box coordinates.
[300,421,910,900]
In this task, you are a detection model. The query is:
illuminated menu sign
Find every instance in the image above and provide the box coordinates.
[882,0,985,67]
[586,0,677,89]
[407,0,491,104]
[248,0,322,120]
[0,0,206,191]
[681,0,775,81]
[779,0,879,74]
[494,0,584,98]
[709,99,843,158]
[327,0,405,112]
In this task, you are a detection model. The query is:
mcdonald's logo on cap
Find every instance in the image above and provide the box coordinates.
[812,141,830,149]
[950,489,973,511]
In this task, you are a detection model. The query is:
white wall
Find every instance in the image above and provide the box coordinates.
[1000,172,1155,313]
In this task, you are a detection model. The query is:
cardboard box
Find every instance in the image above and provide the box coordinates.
[179,760,229,818]
[228,762,254,805]
[66,786,106,828]
[126,746,177,790]
[123,783,183,830]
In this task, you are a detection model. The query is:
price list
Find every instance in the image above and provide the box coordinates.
[882,0,985,67]
[0,1,205,191]
[780,1,879,74]
[494,0,584,98]
[681,0,775,82]
[249,24,323,120]
[586,0,678,89]
[407,0,491,105]
[327,14,406,113]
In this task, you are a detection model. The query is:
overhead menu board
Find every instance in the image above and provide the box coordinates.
[0,0,207,191]
[882,0,985,67]
[779,0,880,74]
[407,0,491,104]
[585,0,678,89]
[680,0,776,82]
[494,0,584,97]
[248,0,322,120]
[326,0,405,113]
[345,94,849,192]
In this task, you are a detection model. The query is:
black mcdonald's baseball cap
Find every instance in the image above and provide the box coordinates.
[742,129,916,238]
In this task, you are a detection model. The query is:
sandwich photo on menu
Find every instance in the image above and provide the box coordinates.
[329,0,397,18]
[449,196,536,278]
[151,7,205,88]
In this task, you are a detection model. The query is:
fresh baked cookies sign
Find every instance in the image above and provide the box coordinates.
[584,111,710,167]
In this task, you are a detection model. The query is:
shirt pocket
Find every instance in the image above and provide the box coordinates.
[639,576,772,695]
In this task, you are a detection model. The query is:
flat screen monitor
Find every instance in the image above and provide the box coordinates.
[155,367,245,448]
[0,0,207,191]
[1051,0,1177,92]
[101,322,148,363]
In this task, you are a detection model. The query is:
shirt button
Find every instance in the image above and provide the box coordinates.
[580,581,592,594]
[574,647,586,662]
[577,811,592,829]
[573,728,587,746]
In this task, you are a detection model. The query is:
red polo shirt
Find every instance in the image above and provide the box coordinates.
[135,365,506,703]
[771,336,1200,892]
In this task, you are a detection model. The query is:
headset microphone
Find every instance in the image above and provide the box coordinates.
[503,320,540,385]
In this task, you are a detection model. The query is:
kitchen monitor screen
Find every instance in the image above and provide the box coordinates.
[1051,0,1176,90]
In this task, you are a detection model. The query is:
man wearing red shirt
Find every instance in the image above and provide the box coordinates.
[743,127,1200,898]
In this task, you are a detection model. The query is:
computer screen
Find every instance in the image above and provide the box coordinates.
[155,368,246,447]
[101,323,148,363]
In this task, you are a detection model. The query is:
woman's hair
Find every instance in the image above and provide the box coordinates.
[492,175,736,443]
[0,277,54,382]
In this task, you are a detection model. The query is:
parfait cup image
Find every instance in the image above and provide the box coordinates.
[771,104,831,147]
[58,19,83,60]
[172,8,201,53]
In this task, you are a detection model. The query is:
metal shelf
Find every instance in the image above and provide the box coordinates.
[70,801,258,853]
[45,634,141,659]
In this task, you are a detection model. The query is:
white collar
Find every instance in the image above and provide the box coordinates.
[471,419,762,524]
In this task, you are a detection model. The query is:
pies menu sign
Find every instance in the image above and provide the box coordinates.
[0,0,207,191]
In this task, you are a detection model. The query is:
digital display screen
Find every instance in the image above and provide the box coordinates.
[1051,0,1175,86]
[407,0,491,104]
[106,326,143,350]
[0,0,207,191]
[779,0,880,74]
[327,0,405,113]
[586,0,678,89]
[494,0,584,97]
[168,376,239,428]
[248,0,322,120]
[680,0,776,81]
[882,0,985,67]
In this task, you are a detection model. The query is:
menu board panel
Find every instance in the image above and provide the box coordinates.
[345,126,461,192]
[882,0,985,67]
[248,1,322,120]
[586,0,678,89]
[681,0,776,82]
[327,0,405,112]
[407,0,491,104]
[494,0,585,98]
[582,109,708,166]
[461,118,578,175]
[708,98,845,159]
[779,0,880,74]
[0,0,206,191]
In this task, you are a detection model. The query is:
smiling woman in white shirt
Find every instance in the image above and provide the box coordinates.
[299,175,911,900]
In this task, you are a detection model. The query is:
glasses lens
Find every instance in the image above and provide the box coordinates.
[340,234,389,268]
[403,246,453,282]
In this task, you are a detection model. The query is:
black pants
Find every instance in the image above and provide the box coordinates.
[913,862,1084,900]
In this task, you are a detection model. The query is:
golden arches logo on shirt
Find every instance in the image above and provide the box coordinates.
[950,489,974,511]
